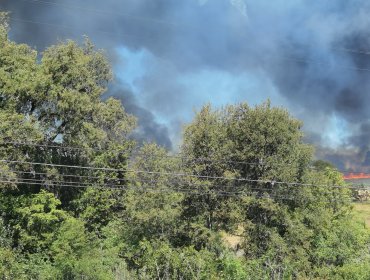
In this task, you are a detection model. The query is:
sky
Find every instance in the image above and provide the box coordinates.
[1,0,370,171]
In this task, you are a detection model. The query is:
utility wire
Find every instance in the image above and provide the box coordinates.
[3,141,369,175]
[0,176,244,192]
[0,178,258,196]
[0,178,354,202]
[11,170,115,181]
[0,158,324,183]
[0,159,365,189]
[1,139,369,177]
[4,170,366,191]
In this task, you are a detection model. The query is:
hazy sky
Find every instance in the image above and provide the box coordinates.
[2,0,370,171]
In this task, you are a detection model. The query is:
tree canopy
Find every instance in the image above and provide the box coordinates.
[0,15,369,279]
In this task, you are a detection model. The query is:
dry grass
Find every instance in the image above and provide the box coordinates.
[221,225,244,252]
[222,233,242,249]
[353,202,370,228]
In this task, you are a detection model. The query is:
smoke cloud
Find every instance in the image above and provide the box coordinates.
[1,0,370,169]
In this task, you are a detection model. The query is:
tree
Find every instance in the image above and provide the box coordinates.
[0,21,136,204]
[180,102,365,277]
[0,16,137,277]
[1,12,370,278]
[5,190,68,254]
[180,102,312,234]
[102,144,185,263]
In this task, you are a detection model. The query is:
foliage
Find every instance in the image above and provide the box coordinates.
[0,15,369,279]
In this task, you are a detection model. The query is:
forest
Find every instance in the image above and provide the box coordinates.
[0,12,370,279]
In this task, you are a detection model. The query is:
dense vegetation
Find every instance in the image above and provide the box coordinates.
[0,13,370,279]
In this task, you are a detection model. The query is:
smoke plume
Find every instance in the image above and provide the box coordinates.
[1,0,370,169]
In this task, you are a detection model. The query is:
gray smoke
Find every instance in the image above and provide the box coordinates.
[2,0,370,169]
[105,81,172,149]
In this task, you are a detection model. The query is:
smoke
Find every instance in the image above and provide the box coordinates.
[1,0,370,169]
[106,82,172,149]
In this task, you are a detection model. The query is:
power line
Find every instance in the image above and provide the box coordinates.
[2,142,370,176]
[11,170,115,181]
[2,139,370,177]
[6,171,225,189]
[1,159,128,173]
[0,177,355,202]
[0,159,364,190]
[2,141,364,174]
[5,170,366,191]
[0,178,254,196]
[0,158,316,183]
[1,176,128,188]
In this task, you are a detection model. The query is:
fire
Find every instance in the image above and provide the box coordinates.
[343,173,370,180]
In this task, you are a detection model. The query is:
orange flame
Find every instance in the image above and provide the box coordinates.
[343,173,370,180]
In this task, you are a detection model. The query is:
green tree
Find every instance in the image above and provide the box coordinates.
[0,20,136,204]
[123,143,183,240]
[180,102,366,277]
[0,18,137,277]
[180,102,312,237]
[9,190,68,254]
